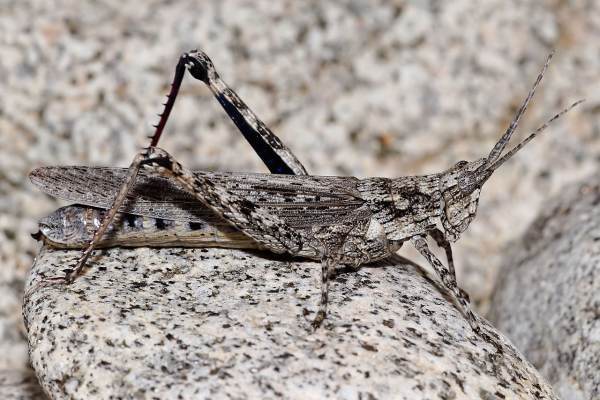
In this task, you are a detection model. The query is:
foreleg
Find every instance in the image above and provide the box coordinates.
[410,234,479,332]
[428,228,456,283]
[428,229,472,304]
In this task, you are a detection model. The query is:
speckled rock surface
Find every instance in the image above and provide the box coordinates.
[0,369,46,400]
[24,247,556,399]
[3,0,600,389]
[489,178,600,400]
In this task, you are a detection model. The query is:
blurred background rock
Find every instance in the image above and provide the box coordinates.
[0,0,598,386]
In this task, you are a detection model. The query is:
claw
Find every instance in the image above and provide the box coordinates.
[311,310,326,331]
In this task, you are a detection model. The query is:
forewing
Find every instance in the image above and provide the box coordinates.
[30,167,368,229]
[194,172,367,228]
[29,166,221,224]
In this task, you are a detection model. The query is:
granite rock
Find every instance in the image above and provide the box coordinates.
[24,246,556,399]
[489,178,600,400]
[3,0,600,389]
[0,369,46,400]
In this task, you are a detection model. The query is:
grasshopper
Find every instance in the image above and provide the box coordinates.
[30,49,581,331]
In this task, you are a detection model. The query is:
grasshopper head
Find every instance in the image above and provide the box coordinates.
[439,158,488,241]
[439,99,582,241]
[438,52,583,241]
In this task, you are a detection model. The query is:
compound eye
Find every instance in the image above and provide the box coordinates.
[458,171,476,192]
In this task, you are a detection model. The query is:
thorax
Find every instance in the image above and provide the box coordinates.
[357,175,443,241]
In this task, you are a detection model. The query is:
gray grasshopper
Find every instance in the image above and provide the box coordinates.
[30,49,581,331]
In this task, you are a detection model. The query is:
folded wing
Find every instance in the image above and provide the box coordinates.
[30,167,367,229]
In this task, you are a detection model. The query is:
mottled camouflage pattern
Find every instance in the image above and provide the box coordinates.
[35,204,255,249]
[30,49,581,332]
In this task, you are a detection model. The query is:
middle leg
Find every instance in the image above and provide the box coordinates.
[428,228,455,278]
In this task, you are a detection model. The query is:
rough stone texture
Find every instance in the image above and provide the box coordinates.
[2,0,599,390]
[25,246,557,399]
[489,178,600,400]
[0,369,46,400]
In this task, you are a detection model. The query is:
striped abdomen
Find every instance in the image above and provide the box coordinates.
[36,204,259,250]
